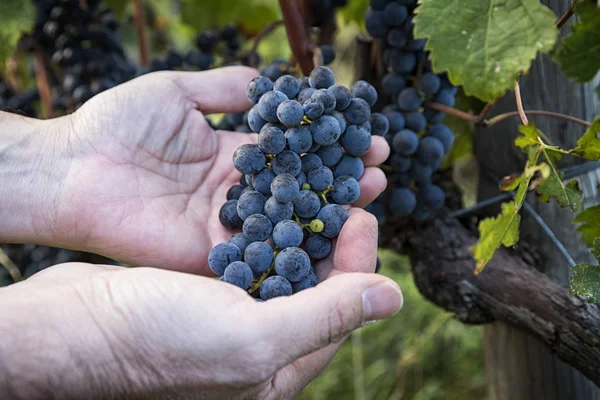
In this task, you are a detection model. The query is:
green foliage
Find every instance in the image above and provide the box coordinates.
[413,0,557,102]
[571,117,600,160]
[0,0,35,66]
[441,90,475,168]
[339,0,369,26]
[570,238,600,304]
[574,187,600,247]
[300,250,484,400]
[555,2,600,83]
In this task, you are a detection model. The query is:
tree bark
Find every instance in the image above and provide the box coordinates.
[472,0,600,398]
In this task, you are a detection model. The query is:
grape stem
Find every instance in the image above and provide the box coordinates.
[278,0,315,76]
[556,0,578,29]
[132,0,149,67]
[235,20,284,67]
[514,81,529,125]
[248,264,275,294]
[0,248,22,283]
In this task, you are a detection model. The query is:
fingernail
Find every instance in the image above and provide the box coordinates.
[362,282,403,322]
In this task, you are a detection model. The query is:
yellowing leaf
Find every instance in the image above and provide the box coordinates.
[414,0,557,102]
[536,175,583,211]
[472,202,521,274]
[515,123,541,150]
[570,238,600,304]
[571,117,600,161]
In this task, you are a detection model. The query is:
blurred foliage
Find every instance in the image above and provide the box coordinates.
[299,250,485,400]
[0,0,35,68]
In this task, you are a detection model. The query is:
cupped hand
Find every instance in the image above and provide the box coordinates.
[1,209,402,400]
[48,67,389,273]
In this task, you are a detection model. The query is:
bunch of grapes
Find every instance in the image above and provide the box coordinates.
[366,0,458,220]
[209,66,385,300]
[0,78,39,117]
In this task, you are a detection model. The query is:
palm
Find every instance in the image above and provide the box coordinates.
[55,67,388,274]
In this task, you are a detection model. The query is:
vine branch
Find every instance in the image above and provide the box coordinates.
[487,110,592,128]
[556,0,578,29]
[514,81,529,125]
[133,0,149,67]
[33,46,54,119]
[279,0,315,76]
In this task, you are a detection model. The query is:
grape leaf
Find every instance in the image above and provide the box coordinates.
[570,238,600,304]
[574,200,600,247]
[514,124,541,149]
[413,0,557,102]
[0,0,35,65]
[571,117,600,160]
[554,3,600,83]
[536,176,583,211]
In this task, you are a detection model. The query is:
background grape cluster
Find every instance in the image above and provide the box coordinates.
[209,66,387,300]
[365,0,458,221]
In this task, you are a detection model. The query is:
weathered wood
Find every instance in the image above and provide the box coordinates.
[402,216,600,389]
[472,0,600,398]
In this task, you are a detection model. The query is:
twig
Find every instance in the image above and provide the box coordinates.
[250,20,283,54]
[423,101,479,124]
[133,0,149,67]
[514,81,529,125]
[475,103,495,124]
[33,46,54,119]
[279,0,315,75]
[556,0,578,29]
[487,110,592,128]
[0,248,22,283]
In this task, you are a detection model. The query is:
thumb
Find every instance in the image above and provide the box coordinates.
[257,273,403,369]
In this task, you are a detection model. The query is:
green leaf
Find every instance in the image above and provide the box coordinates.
[515,123,541,150]
[340,0,369,26]
[441,90,475,169]
[471,202,521,274]
[571,117,600,160]
[554,3,600,83]
[413,0,557,102]
[536,176,583,211]
[570,238,600,304]
[0,0,35,65]
[574,203,600,247]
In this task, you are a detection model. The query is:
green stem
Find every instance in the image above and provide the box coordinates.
[248,264,275,295]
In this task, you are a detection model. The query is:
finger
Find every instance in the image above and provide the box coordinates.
[256,273,403,372]
[361,136,390,167]
[354,167,387,208]
[173,66,260,114]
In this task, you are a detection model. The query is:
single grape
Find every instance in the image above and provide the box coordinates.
[264,196,294,225]
[260,275,293,300]
[365,8,387,38]
[297,171,308,187]
[329,84,352,111]
[317,204,349,238]
[251,168,275,196]
[320,44,336,65]
[330,111,347,133]
[208,242,241,276]
[382,73,406,96]
[242,214,273,242]
[301,153,324,174]
[274,75,300,99]
[392,129,419,156]
[308,66,335,89]
[257,90,288,123]
[311,89,336,113]
[291,270,318,292]
[308,166,334,191]
[387,28,408,48]
[272,150,302,176]
[247,106,267,133]
[344,98,371,125]
[386,50,416,74]
[277,100,304,127]
[418,72,441,95]
[237,191,266,221]
[427,124,454,152]
[434,88,456,107]
[303,97,325,120]
[223,261,253,289]
[410,160,433,185]
[316,142,343,167]
[397,88,422,112]
[228,233,252,253]
[417,136,445,165]
[351,80,378,107]
[424,108,446,124]
[370,113,389,136]
[305,235,332,259]
[226,184,245,200]
[244,241,274,276]
[405,111,427,133]
[275,247,311,282]
[273,220,304,248]
[341,125,372,157]
[334,155,364,180]
[390,154,412,173]
[298,87,316,103]
[271,173,300,202]
[219,199,243,230]
[233,144,266,175]
[293,190,322,218]
[310,115,342,146]
[389,188,417,216]
[331,175,360,205]
[298,76,310,91]
[385,111,406,133]
[419,184,446,209]
[285,126,313,154]
[383,2,408,26]
[246,76,274,105]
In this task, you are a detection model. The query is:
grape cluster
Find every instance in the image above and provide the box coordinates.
[0,78,39,117]
[366,0,458,220]
[308,0,349,27]
[209,66,383,299]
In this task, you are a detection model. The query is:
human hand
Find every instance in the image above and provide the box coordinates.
[22,66,388,273]
[0,209,402,400]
